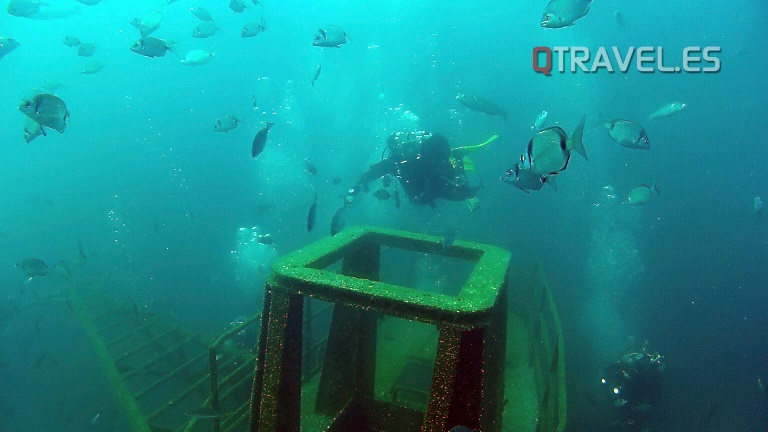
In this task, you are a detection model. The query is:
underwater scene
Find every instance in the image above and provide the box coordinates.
[1,0,767,431]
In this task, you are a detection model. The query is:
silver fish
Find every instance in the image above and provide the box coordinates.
[229,0,246,13]
[81,61,103,74]
[754,196,763,220]
[77,42,96,57]
[251,122,274,157]
[180,50,214,66]
[131,10,163,37]
[520,114,586,176]
[7,0,78,19]
[313,25,347,48]
[541,0,592,28]
[310,64,321,86]
[531,110,549,131]
[241,18,266,37]
[19,93,69,134]
[131,37,175,58]
[16,258,49,278]
[257,234,274,245]
[626,182,659,206]
[649,102,686,121]
[7,0,43,17]
[0,37,20,58]
[307,193,317,232]
[214,116,239,133]
[189,7,213,22]
[456,94,507,118]
[304,158,317,175]
[23,118,46,143]
[501,162,554,193]
[604,119,650,150]
[330,206,347,236]
[192,21,217,38]
[61,35,80,47]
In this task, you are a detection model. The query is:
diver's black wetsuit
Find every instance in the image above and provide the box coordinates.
[603,351,665,428]
[352,132,479,207]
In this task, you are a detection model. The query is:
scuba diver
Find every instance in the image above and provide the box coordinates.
[601,348,666,429]
[346,131,487,208]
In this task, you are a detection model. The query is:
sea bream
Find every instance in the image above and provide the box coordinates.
[251,122,274,157]
[626,182,659,206]
[307,193,317,232]
[241,18,266,37]
[131,37,176,58]
[62,36,80,47]
[330,206,347,236]
[181,50,214,66]
[531,110,549,131]
[501,162,556,193]
[0,37,20,58]
[214,116,240,133]
[229,0,246,13]
[18,93,69,134]
[16,258,49,279]
[649,102,687,121]
[192,21,218,38]
[456,94,507,119]
[541,0,592,28]
[313,25,347,47]
[519,114,587,176]
[7,0,79,19]
[131,10,163,37]
[310,64,321,86]
[189,7,213,22]
[604,119,650,150]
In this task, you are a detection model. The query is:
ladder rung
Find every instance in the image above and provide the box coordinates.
[219,367,254,402]
[98,314,138,334]
[146,353,209,421]
[92,306,127,322]
[124,337,196,380]
[115,326,179,363]
[134,352,204,400]
[104,319,157,349]
[221,399,251,432]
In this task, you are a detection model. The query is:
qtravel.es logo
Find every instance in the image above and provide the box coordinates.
[532,46,722,76]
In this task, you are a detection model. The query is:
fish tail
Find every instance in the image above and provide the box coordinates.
[568,114,588,161]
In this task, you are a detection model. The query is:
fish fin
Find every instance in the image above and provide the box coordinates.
[567,114,588,161]
[40,126,48,136]
[546,176,558,191]
[652,181,660,195]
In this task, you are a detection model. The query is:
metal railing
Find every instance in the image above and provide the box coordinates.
[529,261,567,432]
[177,300,335,432]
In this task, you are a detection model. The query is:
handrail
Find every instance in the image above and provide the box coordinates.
[531,261,567,432]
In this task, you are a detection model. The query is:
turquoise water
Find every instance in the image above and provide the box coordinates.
[1,0,767,431]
